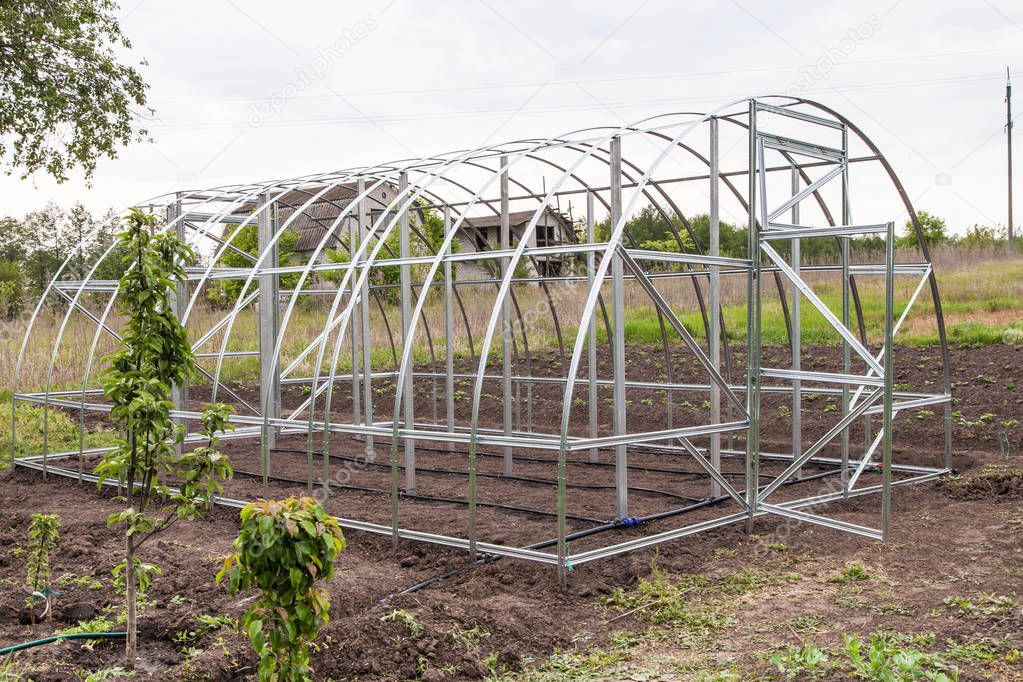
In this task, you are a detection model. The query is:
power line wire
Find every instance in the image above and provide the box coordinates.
[149,46,1023,105]
[148,71,1022,131]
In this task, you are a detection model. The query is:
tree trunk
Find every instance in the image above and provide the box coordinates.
[124,534,137,670]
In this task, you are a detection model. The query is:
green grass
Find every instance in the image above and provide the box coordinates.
[580,296,1023,348]
[828,562,872,585]
[504,647,627,681]
[569,254,1023,348]
[4,253,1023,402]
[771,631,960,681]
[0,400,116,469]
[599,566,725,636]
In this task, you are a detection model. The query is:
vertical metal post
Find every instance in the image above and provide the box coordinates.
[500,156,513,476]
[840,127,851,496]
[610,136,628,519]
[745,100,761,533]
[790,167,802,479]
[444,206,456,451]
[709,118,721,498]
[359,179,374,461]
[882,221,895,541]
[258,192,281,491]
[400,173,416,494]
[586,191,599,463]
[1008,67,1015,250]
[350,205,361,449]
[169,195,188,454]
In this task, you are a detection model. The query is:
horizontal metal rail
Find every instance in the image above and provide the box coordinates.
[755,102,845,130]
[762,223,890,240]
[760,132,845,163]
[567,467,946,566]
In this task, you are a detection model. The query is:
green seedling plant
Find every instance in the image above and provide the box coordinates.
[82,667,133,682]
[25,512,60,622]
[829,562,871,584]
[943,592,1016,616]
[218,497,345,682]
[451,623,491,650]
[95,209,234,669]
[843,632,958,681]
[771,643,831,678]
[381,609,423,638]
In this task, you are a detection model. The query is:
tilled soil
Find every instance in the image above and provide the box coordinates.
[1,343,1022,680]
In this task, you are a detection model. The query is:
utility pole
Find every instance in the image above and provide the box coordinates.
[1008,66,1014,250]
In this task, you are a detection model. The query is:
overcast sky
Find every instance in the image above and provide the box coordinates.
[2,0,1021,234]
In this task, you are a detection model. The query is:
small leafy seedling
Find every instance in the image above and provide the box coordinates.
[382,609,423,638]
[25,512,60,622]
[771,643,830,678]
[828,562,871,584]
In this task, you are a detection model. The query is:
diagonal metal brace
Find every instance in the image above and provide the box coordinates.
[616,245,749,419]
[676,436,749,508]
[758,388,882,503]
[761,242,884,375]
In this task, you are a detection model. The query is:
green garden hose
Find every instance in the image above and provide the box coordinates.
[0,631,130,656]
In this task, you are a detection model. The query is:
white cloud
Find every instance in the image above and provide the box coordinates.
[1,0,1021,234]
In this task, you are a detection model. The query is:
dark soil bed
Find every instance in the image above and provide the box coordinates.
[2,343,1022,680]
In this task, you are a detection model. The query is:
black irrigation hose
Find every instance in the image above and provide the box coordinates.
[381,496,729,602]
[380,468,846,601]
[231,467,607,524]
[372,440,818,479]
[391,441,757,478]
[271,447,703,503]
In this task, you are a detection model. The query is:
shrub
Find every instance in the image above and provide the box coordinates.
[206,219,298,308]
[0,259,24,319]
[323,203,458,304]
[898,210,949,249]
[218,497,345,682]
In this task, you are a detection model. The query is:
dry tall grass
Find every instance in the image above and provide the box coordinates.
[1,246,1020,395]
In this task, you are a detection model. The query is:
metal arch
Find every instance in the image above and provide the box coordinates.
[290,158,553,402]
[264,180,438,374]
[308,172,499,435]
[267,143,539,463]
[552,98,758,576]
[458,119,684,557]
[266,143,559,500]
[384,137,595,534]
[283,161,541,481]
[14,95,954,575]
[458,139,630,556]
[551,138,705,423]
[484,131,738,422]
